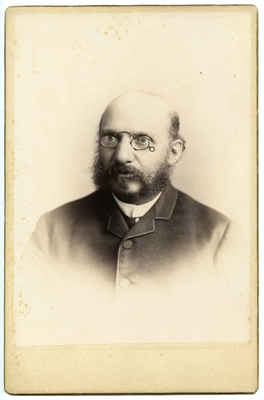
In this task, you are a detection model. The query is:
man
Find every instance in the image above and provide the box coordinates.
[27,91,247,343]
[31,90,242,288]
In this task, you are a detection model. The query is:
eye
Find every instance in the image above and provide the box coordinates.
[134,136,149,145]
[106,135,115,142]
[131,136,151,150]
[101,135,119,148]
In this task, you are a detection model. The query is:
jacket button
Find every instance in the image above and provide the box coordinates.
[119,279,130,289]
[123,239,133,249]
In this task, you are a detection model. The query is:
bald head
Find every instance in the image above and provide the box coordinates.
[101,91,177,139]
[104,91,175,117]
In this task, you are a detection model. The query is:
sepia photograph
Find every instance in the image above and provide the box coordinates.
[4,5,258,394]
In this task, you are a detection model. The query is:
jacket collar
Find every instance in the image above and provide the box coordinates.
[154,184,178,220]
[95,185,178,239]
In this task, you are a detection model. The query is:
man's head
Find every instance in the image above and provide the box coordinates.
[93,91,185,204]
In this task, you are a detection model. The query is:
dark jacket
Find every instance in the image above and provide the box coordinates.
[31,185,239,293]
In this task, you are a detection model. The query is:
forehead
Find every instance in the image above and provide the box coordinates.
[101,94,171,138]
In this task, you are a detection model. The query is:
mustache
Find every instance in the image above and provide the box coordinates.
[108,164,142,177]
[92,149,173,195]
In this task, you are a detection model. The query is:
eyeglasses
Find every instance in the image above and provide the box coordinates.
[100,132,155,152]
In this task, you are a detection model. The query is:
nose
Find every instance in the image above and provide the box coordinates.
[113,134,134,165]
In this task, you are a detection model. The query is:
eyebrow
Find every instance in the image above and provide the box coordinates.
[100,129,156,142]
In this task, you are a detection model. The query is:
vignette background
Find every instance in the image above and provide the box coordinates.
[11,8,252,246]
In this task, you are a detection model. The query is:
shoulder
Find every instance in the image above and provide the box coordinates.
[175,189,230,226]
[44,189,110,222]
[30,190,110,252]
[33,190,109,235]
[171,189,232,247]
[172,189,241,257]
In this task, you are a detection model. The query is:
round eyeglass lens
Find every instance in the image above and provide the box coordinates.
[131,137,150,150]
[101,135,119,148]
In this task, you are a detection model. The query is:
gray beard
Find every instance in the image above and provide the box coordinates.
[92,151,173,197]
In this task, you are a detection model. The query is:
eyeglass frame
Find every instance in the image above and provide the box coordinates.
[100,131,155,152]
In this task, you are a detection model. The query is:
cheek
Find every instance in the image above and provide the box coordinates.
[99,147,112,167]
[139,150,167,171]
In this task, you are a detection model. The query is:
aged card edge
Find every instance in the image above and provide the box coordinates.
[4,4,258,395]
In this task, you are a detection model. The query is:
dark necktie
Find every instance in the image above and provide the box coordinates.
[123,215,139,229]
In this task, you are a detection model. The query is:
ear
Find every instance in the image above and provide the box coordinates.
[167,139,183,166]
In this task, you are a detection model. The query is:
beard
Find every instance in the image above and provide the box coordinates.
[92,150,173,198]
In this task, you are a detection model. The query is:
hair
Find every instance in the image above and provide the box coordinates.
[92,146,173,193]
[168,112,186,153]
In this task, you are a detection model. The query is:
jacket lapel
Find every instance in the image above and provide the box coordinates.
[107,211,129,238]
[155,185,178,220]
[125,207,155,239]
[95,186,178,239]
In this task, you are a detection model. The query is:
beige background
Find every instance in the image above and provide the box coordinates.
[5,5,258,394]
[12,9,252,239]
[13,7,252,343]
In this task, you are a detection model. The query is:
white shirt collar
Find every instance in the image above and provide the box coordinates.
[112,192,162,218]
